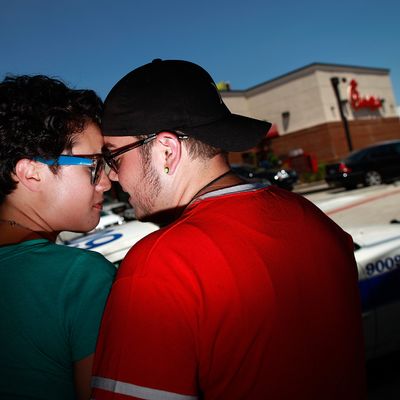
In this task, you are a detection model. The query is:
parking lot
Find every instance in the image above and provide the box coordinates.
[297,181,400,399]
[298,181,400,227]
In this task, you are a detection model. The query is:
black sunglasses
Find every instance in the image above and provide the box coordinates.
[103,133,188,173]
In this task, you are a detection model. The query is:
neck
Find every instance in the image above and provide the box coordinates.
[191,170,232,201]
[0,218,55,245]
[188,166,246,204]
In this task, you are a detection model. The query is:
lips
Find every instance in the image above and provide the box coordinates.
[93,202,103,210]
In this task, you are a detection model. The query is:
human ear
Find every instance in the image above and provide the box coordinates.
[14,159,43,192]
[156,132,182,175]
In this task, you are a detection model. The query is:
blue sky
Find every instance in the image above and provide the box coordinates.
[1,0,399,108]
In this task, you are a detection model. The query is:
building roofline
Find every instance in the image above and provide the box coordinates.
[221,62,390,97]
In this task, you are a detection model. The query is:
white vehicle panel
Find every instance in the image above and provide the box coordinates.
[346,224,400,359]
[62,220,159,264]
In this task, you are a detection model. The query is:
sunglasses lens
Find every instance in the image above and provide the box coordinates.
[103,151,117,173]
[106,157,118,173]
[92,159,106,185]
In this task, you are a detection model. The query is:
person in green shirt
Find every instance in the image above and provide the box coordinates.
[0,75,116,399]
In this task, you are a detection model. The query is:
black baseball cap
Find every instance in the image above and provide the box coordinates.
[102,59,271,152]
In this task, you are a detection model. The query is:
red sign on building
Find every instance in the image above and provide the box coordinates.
[348,79,382,111]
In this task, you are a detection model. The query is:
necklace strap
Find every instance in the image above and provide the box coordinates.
[190,170,233,202]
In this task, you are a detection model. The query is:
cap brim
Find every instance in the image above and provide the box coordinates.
[185,114,272,152]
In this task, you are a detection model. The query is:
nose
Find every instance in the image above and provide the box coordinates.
[96,169,112,192]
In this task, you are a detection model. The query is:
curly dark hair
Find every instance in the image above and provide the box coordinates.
[0,75,103,204]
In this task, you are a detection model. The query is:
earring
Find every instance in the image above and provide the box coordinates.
[164,166,170,174]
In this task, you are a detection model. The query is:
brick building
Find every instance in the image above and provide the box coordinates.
[221,63,400,171]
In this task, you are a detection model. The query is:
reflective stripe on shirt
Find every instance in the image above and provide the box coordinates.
[92,376,198,400]
[197,183,267,201]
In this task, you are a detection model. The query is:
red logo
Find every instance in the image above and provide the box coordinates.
[348,79,382,110]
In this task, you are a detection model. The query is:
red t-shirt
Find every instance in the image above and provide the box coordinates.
[92,185,366,400]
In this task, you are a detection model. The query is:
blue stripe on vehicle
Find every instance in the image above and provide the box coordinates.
[92,376,198,400]
[358,267,400,313]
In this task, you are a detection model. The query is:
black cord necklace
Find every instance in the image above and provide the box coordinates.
[189,169,233,203]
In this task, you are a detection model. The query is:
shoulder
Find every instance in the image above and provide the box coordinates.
[47,241,116,278]
[116,217,208,279]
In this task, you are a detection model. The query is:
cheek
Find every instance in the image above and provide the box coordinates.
[45,170,96,219]
[57,186,90,203]
[118,158,141,188]
[49,186,90,219]
[55,169,93,199]
[117,171,135,195]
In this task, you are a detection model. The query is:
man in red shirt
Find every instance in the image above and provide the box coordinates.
[92,59,367,399]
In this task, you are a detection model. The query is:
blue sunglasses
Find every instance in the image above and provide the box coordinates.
[34,154,106,185]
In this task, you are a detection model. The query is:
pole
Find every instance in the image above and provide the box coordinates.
[330,77,353,152]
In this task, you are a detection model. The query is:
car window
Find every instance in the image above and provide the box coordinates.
[346,148,368,163]
[366,145,392,160]
[393,143,400,155]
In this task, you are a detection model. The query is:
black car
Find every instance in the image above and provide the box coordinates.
[325,140,400,190]
[231,164,298,191]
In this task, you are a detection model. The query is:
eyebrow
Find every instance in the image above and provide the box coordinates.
[103,137,139,150]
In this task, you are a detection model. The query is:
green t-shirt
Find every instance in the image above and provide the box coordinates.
[0,239,116,399]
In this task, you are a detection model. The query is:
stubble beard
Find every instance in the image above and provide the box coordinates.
[132,157,161,221]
